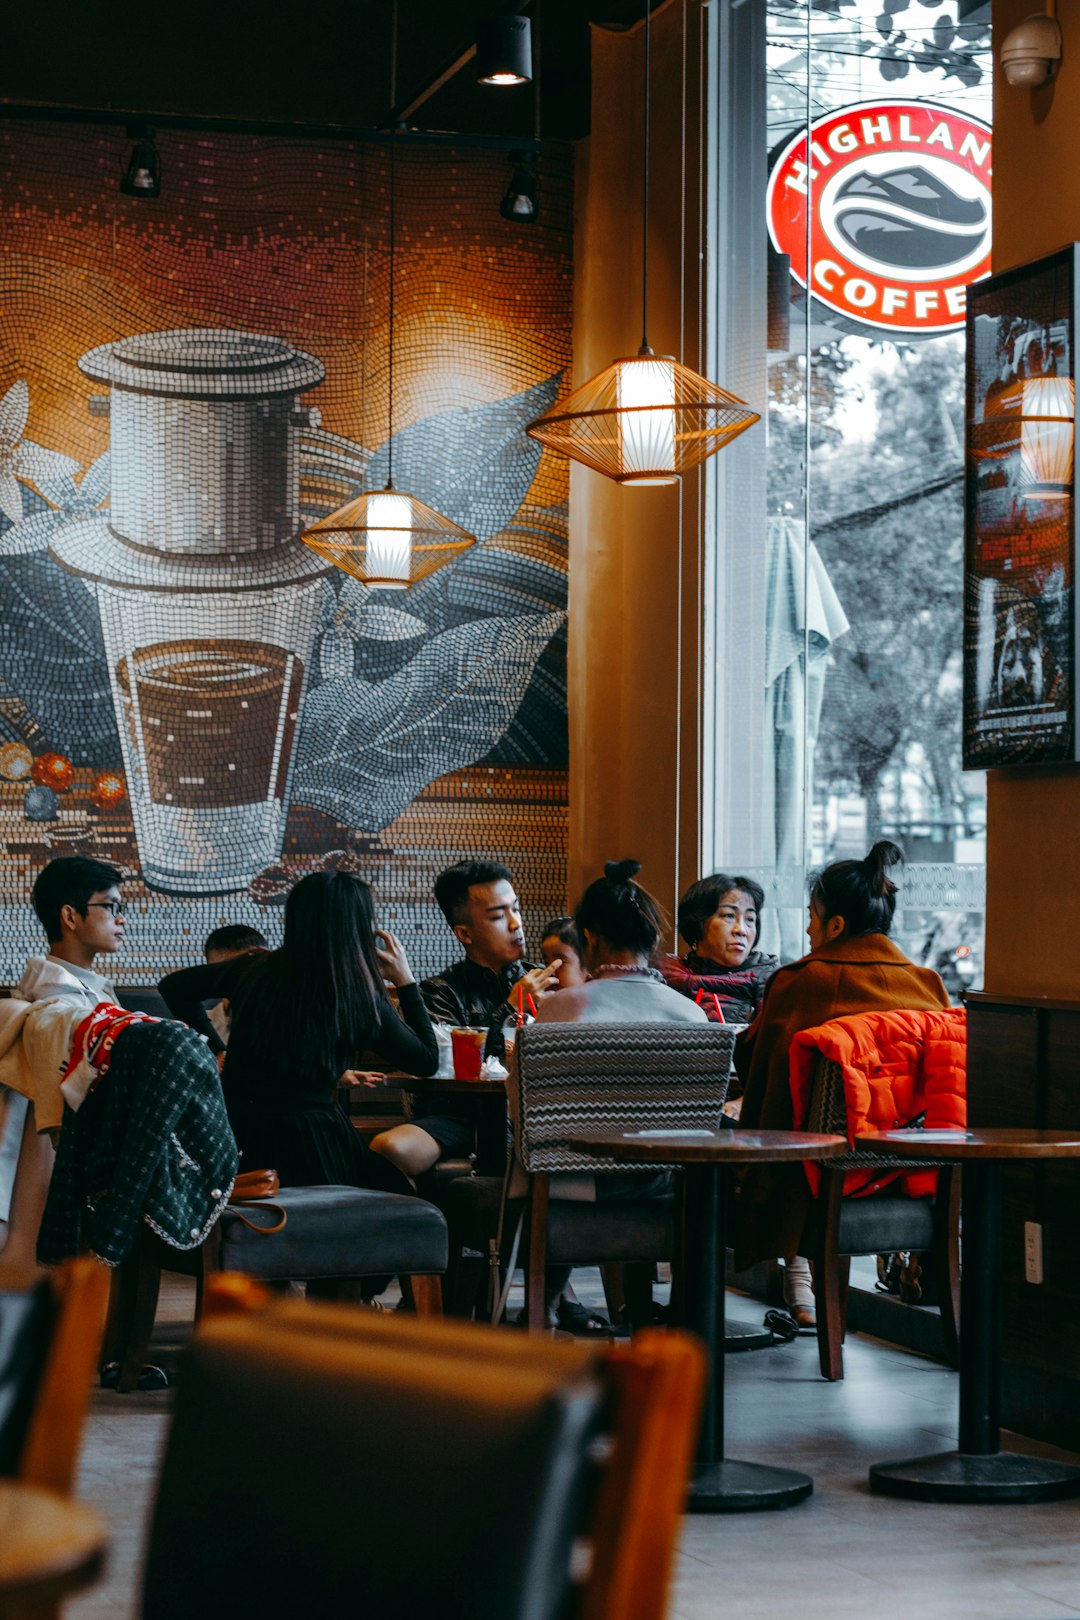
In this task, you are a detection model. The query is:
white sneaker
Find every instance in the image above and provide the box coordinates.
[783,1256,816,1328]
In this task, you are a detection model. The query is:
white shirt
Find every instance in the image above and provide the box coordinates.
[16,955,116,1010]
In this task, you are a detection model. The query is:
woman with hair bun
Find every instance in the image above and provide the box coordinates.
[523,861,706,1332]
[733,841,951,1321]
[538,860,709,1027]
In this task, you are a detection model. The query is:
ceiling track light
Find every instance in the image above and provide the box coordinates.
[499,3,541,224]
[120,126,161,199]
[500,152,539,222]
[476,15,533,86]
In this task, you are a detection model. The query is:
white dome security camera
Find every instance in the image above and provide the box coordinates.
[1000,13,1063,87]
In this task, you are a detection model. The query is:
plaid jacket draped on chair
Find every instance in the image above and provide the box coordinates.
[38,1020,238,1268]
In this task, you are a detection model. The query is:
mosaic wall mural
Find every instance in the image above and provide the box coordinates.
[0,123,571,981]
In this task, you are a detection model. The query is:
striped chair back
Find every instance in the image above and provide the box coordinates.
[513,1022,736,1174]
[804,1054,943,1171]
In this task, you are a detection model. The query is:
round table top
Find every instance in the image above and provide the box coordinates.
[395,1074,508,1096]
[564,1127,847,1164]
[855,1127,1080,1160]
[0,1482,107,1598]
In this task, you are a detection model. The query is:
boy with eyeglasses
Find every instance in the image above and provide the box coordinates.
[17,856,126,1009]
[0,859,126,1266]
[4,861,237,1283]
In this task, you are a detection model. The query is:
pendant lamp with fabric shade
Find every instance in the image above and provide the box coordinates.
[301,481,476,589]
[526,3,759,483]
[301,6,476,588]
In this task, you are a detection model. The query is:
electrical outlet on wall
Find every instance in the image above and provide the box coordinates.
[1024,1220,1044,1285]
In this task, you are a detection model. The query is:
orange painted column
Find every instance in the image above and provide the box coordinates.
[567,3,705,931]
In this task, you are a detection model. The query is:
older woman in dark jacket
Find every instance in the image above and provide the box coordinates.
[659,872,778,1031]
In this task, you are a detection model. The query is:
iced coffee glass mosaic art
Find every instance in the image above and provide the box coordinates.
[0,122,571,979]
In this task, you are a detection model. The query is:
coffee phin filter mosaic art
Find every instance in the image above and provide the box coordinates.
[0,124,571,979]
[51,327,329,894]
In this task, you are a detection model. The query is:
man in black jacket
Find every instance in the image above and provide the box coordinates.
[369,860,557,1181]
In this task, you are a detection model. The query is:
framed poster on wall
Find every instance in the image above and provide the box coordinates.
[963,245,1077,768]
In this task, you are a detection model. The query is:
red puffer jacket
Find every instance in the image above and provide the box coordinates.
[788,1006,967,1201]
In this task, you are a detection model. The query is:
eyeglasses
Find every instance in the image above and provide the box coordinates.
[87,900,125,918]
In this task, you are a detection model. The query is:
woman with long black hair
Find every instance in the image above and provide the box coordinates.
[160,869,437,1196]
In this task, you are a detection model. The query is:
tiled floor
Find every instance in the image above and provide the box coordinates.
[67,1277,1080,1620]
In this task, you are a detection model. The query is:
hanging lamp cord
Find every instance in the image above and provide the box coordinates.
[674,0,687,940]
[640,1,652,356]
[387,0,398,490]
[534,0,542,150]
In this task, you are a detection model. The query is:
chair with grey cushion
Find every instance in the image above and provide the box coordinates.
[141,1295,706,1620]
[446,1021,735,1330]
[799,1052,961,1381]
[115,987,174,1019]
[107,1184,448,1391]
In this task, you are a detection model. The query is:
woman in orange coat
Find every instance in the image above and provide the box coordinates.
[733,841,951,1312]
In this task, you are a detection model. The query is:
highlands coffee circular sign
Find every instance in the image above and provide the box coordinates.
[767,100,992,336]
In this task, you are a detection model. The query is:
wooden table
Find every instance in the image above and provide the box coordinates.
[0,1482,107,1616]
[395,1074,509,1175]
[856,1127,1080,1503]
[567,1126,846,1512]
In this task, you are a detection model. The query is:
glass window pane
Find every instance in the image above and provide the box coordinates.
[704,0,992,995]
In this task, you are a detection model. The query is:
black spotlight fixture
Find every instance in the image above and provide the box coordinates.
[120,126,161,198]
[476,15,532,85]
[500,152,538,222]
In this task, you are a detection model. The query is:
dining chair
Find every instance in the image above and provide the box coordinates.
[142,1281,706,1620]
[0,1258,109,1494]
[795,1018,963,1381]
[447,1021,735,1330]
[104,1182,448,1391]
[0,1260,110,1620]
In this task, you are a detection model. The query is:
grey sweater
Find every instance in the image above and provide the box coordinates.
[536,972,709,1026]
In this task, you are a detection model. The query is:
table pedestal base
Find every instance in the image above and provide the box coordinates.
[870,1450,1080,1503]
[723,1319,775,1353]
[689,1459,813,1513]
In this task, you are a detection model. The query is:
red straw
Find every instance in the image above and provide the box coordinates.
[516,981,525,1026]
[527,994,539,1020]
[695,988,725,1023]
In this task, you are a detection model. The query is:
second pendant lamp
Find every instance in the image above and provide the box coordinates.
[526,2,759,484]
[302,5,476,588]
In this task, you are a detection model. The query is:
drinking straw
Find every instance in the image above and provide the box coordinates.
[516,981,525,1026]
[694,988,725,1022]
[526,994,539,1020]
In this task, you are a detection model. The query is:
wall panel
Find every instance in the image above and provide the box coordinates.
[0,122,572,979]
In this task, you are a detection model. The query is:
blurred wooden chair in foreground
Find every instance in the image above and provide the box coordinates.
[0,1259,110,1618]
[142,1275,705,1620]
